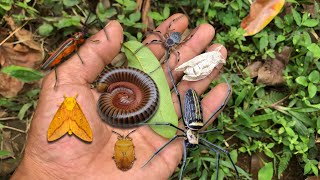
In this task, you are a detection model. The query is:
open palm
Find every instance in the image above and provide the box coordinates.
[12,14,230,180]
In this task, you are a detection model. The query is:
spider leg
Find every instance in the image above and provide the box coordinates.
[199,141,220,180]
[199,128,221,134]
[141,134,185,168]
[139,122,185,133]
[134,39,164,54]
[200,137,239,179]
[179,140,188,180]
[167,61,185,126]
[171,47,181,62]
[168,14,185,31]
[202,75,232,128]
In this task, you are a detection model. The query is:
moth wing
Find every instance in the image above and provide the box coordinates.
[69,102,93,142]
[47,103,70,141]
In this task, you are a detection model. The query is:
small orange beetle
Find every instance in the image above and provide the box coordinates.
[112,130,136,171]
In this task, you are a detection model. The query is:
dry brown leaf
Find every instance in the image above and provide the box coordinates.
[4,16,42,51]
[0,111,8,118]
[241,0,285,36]
[257,58,285,85]
[244,61,263,78]
[142,0,154,32]
[0,73,24,98]
[0,43,42,68]
[276,46,293,65]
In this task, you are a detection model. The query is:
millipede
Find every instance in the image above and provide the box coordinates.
[97,67,159,128]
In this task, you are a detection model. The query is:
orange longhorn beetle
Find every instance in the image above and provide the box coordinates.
[41,13,107,88]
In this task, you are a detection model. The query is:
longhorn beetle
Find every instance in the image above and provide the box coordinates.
[41,12,107,88]
[142,63,239,180]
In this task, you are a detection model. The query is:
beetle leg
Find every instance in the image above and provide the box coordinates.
[142,134,185,168]
[76,46,84,64]
[200,138,239,179]
[202,75,232,128]
[179,141,188,180]
[53,68,58,90]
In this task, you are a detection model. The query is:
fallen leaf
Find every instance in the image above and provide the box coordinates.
[0,111,8,118]
[4,16,42,51]
[245,47,291,85]
[257,59,285,85]
[241,0,285,36]
[0,73,24,98]
[123,41,178,138]
[244,61,263,78]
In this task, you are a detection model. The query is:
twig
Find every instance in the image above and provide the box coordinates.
[0,20,29,46]
[256,95,289,111]
[0,117,18,121]
[2,126,26,133]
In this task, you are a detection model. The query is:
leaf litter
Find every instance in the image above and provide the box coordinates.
[0,16,43,98]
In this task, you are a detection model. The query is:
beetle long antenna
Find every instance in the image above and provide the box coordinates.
[141,134,185,168]
[125,129,136,138]
[112,130,123,138]
[200,138,239,179]
[179,141,188,180]
[199,142,220,180]
[202,74,232,128]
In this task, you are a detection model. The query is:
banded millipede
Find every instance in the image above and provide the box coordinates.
[97,67,159,128]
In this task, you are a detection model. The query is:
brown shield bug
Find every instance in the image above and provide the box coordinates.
[112,130,136,171]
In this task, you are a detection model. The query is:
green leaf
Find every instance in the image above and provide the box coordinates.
[63,0,79,6]
[308,83,317,98]
[259,35,268,51]
[123,41,178,138]
[302,19,319,27]
[162,4,170,19]
[307,43,320,58]
[129,12,141,22]
[291,8,301,26]
[1,65,43,82]
[258,162,273,180]
[54,16,81,29]
[38,23,53,36]
[18,103,33,120]
[0,0,12,11]
[0,150,11,157]
[295,76,308,87]
[234,87,247,106]
[308,70,320,83]
[148,12,164,21]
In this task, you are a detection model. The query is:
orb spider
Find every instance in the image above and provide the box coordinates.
[142,63,239,180]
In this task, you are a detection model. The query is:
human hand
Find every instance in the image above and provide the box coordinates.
[12,14,230,180]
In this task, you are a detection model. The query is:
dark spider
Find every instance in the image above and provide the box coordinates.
[135,15,197,65]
